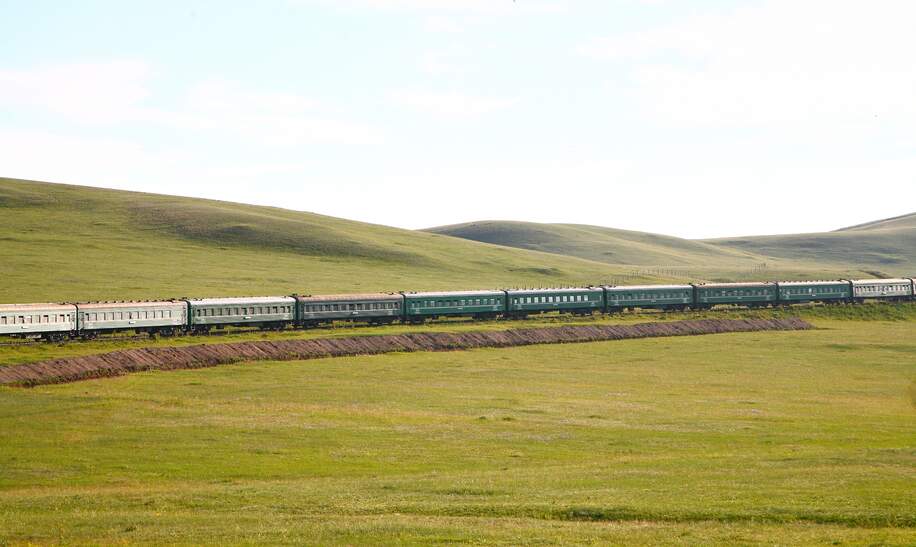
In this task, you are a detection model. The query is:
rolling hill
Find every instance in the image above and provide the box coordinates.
[705,213,916,276]
[427,218,916,279]
[425,221,765,268]
[0,178,646,303]
[834,212,916,232]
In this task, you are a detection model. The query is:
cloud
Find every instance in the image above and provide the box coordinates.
[0,60,152,124]
[177,80,382,146]
[419,44,471,75]
[422,15,464,33]
[0,61,381,146]
[0,129,317,207]
[392,90,516,117]
[579,0,916,126]
[295,0,564,15]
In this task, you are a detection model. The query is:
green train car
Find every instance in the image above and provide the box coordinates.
[186,296,296,332]
[693,282,778,308]
[506,287,603,316]
[402,290,505,321]
[296,293,403,325]
[604,284,693,311]
[776,281,851,303]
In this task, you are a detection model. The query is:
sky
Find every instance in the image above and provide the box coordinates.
[1,0,914,239]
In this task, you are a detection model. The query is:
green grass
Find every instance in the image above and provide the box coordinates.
[0,178,655,303]
[426,218,916,279]
[1,319,914,544]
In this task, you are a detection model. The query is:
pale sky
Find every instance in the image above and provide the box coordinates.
[2,0,914,239]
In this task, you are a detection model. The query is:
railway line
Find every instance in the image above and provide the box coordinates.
[1,278,913,343]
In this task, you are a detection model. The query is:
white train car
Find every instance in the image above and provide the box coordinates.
[186,296,296,331]
[77,301,187,336]
[0,303,77,340]
[850,278,913,301]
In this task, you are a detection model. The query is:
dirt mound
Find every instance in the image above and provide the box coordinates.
[0,318,812,387]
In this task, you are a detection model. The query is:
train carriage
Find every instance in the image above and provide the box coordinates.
[296,293,403,325]
[77,301,187,337]
[0,303,76,340]
[850,279,913,302]
[187,296,296,332]
[506,287,603,317]
[402,290,505,322]
[694,282,778,308]
[776,280,851,304]
[604,284,693,311]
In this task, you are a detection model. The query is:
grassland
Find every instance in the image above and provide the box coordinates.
[0,178,649,303]
[426,218,916,280]
[426,220,768,269]
[1,313,914,544]
[707,213,916,276]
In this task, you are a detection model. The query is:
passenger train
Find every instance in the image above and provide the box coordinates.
[1,278,913,341]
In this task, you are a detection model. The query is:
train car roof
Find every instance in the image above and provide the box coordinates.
[403,290,505,298]
[296,293,402,302]
[850,278,912,284]
[777,280,849,286]
[603,284,693,291]
[187,296,296,305]
[0,303,77,312]
[694,282,776,288]
[506,287,601,295]
[77,301,185,309]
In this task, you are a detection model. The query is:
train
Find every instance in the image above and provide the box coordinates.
[1,278,914,341]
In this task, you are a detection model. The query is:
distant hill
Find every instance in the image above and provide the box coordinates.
[425,221,764,268]
[427,218,916,279]
[834,212,916,232]
[706,213,916,276]
[0,178,641,302]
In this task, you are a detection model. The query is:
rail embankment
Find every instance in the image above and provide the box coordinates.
[0,318,812,387]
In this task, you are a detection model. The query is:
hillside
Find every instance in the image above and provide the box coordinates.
[425,221,763,267]
[0,178,643,303]
[834,212,916,232]
[706,213,916,276]
[427,218,916,279]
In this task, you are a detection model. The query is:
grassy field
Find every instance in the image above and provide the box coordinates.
[0,178,649,303]
[1,316,914,544]
[426,218,916,279]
